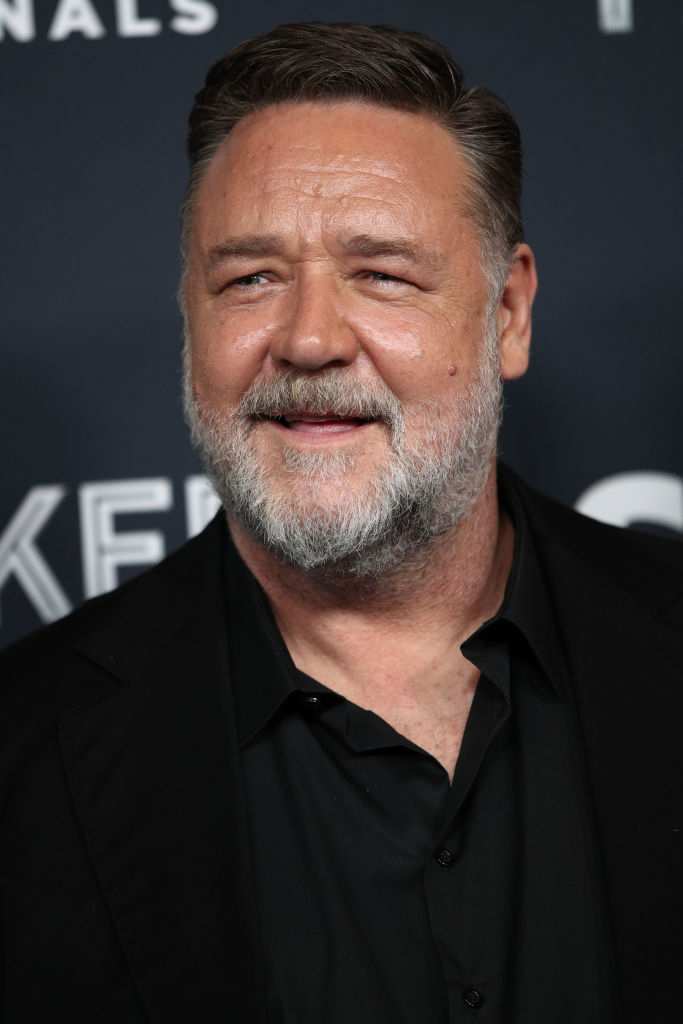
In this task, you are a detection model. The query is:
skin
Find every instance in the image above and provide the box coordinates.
[184,101,537,778]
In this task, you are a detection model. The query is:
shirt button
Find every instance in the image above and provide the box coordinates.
[301,694,322,711]
[434,847,454,867]
[463,989,483,1009]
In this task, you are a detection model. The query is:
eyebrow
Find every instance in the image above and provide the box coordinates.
[343,234,445,271]
[204,235,284,269]
[203,232,445,271]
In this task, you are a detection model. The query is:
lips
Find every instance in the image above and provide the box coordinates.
[253,410,372,434]
[281,412,369,432]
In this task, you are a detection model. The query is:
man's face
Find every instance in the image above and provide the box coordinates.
[183,102,513,575]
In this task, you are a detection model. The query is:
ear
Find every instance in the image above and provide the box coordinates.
[497,244,538,381]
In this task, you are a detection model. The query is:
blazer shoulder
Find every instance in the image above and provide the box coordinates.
[0,512,228,714]
[506,469,683,618]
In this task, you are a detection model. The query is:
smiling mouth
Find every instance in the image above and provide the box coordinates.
[260,412,375,433]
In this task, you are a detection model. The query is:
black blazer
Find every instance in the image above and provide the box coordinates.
[1,471,682,1023]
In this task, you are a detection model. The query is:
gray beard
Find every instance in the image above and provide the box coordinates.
[183,319,502,581]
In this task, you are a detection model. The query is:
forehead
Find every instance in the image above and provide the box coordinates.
[192,101,475,246]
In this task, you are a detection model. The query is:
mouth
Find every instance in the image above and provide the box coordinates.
[258,411,376,435]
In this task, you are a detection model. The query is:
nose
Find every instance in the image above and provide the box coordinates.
[268,273,359,371]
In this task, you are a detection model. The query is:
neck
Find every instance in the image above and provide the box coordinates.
[227,462,513,699]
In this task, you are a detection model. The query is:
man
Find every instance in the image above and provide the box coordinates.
[1,22,681,1024]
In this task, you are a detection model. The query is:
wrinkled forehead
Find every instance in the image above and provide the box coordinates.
[191,100,475,247]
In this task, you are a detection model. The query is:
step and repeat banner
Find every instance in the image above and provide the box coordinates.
[1,0,681,647]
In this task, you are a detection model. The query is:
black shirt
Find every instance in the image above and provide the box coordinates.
[226,477,619,1023]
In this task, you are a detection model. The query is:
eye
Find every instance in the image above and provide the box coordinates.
[368,271,401,284]
[229,272,268,288]
[366,272,409,288]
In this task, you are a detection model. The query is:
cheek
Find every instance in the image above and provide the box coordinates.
[189,312,274,403]
[358,310,427,364]
[349,305,475,399]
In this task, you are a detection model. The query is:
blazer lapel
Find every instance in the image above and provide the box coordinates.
[58,517,268,1024]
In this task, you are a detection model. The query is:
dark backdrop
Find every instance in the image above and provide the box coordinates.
[2,0,681,646]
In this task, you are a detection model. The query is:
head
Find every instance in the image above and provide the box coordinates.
[181,25,536,580]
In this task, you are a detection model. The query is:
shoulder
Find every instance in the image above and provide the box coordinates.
[504,467,683,618]
[0,512,228,714]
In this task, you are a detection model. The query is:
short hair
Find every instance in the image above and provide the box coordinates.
[180,22,524,303]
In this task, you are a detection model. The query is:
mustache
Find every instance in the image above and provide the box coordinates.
[237,369,403,428]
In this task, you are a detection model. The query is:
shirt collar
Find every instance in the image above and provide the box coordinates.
[226,465,568,747]
[225,535,331,748]
[462,466,568,699]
